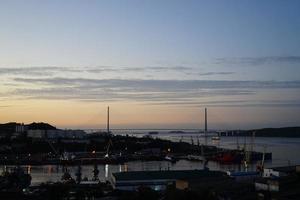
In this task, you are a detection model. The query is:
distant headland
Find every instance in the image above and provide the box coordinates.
[0,122,300,138]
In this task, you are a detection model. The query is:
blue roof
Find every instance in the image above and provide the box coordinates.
[229,171,259,177]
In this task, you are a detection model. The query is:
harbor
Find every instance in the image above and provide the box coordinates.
[1,107,300,199]
[0,108,299,200]
[1,135,299,185]
[0,108,274,168]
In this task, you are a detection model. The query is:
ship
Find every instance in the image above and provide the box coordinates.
[211,136,220,141]
[148,131,159,135]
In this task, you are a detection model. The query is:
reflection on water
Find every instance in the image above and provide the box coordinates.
[27,165,31,174]
[47,165,52,174]
[124,163,128,172]
[211,139,220,146]
[0,160,257,185]
[150,133,300,165]
[105,164,109,179]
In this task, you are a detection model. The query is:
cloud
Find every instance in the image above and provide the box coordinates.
[0,67,57,76]
[86,66,160,73]
[7,77,300,107]
[198,72,234,76]
[1,55,299,79]
[146,66,193,71]
[1,64,299,108]
[0,66,81,76]
[146,100,300,107]
[11,84,255,102]
[215,56,300,66]
[0,105,14,109]
[85,65,193,73]
[13,78,300,90]
[0,65,193,77]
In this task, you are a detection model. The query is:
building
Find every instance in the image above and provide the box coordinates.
[27,129,47,138]
[256,165,300,194]
[10,123,28,139]
[255,178,279,192]
[15,123,27,133]
[27,129,86,139]
[263,165,300,178]
[111,170,227,191]
[47,129,86,139]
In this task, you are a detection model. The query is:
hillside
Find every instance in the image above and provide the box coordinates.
[247,127,300,137]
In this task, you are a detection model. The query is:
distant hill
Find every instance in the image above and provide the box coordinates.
[246,127,300,137]
[27,122,56,130]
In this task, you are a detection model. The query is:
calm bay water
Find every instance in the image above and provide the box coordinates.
[115,130,300,165]
[1,131,300,185]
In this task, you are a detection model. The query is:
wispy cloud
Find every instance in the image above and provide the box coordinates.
[1,56,299,79]
[86,67,143,73]
[1,62,300,108]
[197,72,234,76]
[71,65,194,74]
[13,78,300,90]
[146,66,193,71]
[215,56,300,66]
[146,100,300,108]
[0,66,81,76]
[0,64,244,82]
[0,105,13,109]
[6,77,300,107]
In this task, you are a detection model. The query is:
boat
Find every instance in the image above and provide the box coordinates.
[148,131,159,135]
[164,155,178,163]
[216,152,236,163]
[187,155,204,162]
[169,130,185,134]
[213,151,244,163]
[226,170,260,180]
[211,136,220,140]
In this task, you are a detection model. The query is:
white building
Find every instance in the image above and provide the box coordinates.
[255,179,279,192]
[15,123,27,133]
[27,129,47,138]
[263,166,298,178]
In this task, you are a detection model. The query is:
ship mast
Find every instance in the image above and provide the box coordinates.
[205,107,207,132]
[107,106,110,134]
[204,107,207,145]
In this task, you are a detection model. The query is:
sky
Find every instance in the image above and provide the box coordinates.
[0,0,300,129]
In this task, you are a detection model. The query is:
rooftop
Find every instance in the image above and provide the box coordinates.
[269,166,298,173]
